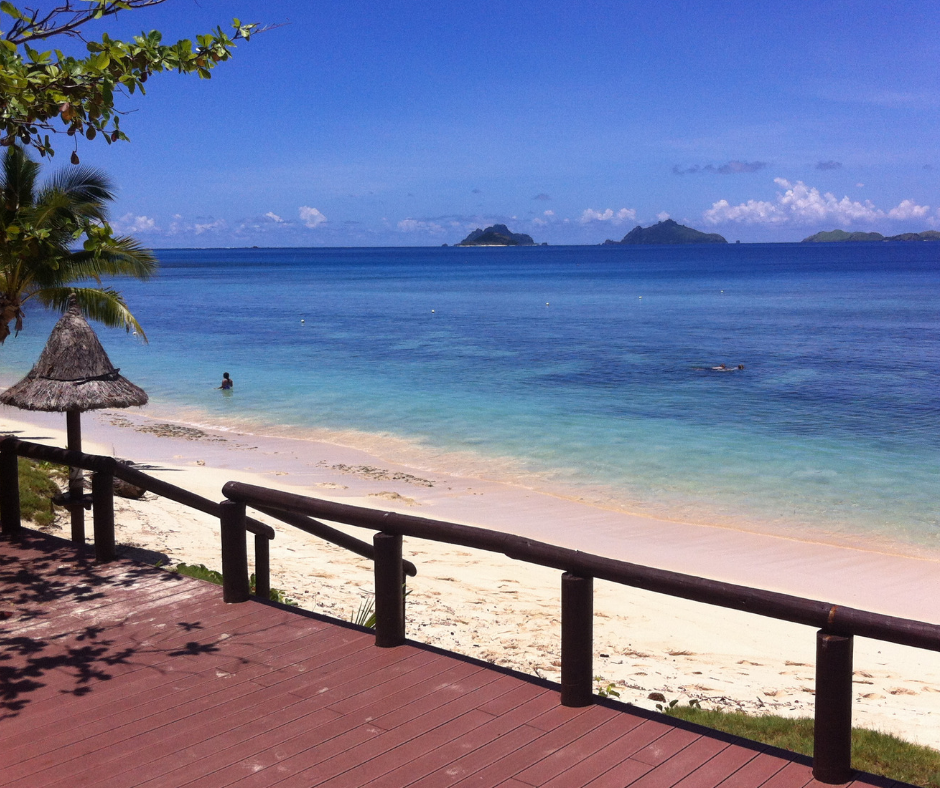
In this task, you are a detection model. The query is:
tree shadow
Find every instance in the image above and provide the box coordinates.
[0,528,240,720]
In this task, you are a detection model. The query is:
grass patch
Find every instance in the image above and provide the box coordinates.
[173,563,298,606]
[18,459,64,526]
[666,705,940,787]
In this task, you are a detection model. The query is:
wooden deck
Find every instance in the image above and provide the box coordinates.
[1,530,908,788]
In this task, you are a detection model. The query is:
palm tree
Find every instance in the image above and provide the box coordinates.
[0,145,157,344]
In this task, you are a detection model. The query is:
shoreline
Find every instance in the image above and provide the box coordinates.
[2,404,939,747]
[64,390,940,566]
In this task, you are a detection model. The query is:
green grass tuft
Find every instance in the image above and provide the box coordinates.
[173,563,297,605]
[18,459,63,526]
[666,705,940,787]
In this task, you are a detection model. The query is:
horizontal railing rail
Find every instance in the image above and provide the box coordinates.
[221,479,940,785]
[0,437,414,597]
[252,503,417,578]
[222,481,940,652]
[1,437,274,539]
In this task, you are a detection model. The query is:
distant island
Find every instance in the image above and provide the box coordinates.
[802,229,940,243]
[457,224,537,246]
[603,219,727,245]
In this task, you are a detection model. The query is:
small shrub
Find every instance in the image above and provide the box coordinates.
[18,459,64,526]
[173,563,297,605]
[351,594,377,628]
[594,676,621,698]
[349,587,410,629]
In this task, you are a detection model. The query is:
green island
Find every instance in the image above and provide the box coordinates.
[456,224,537,246]
[802,229,940,242]
[603,218,728,245]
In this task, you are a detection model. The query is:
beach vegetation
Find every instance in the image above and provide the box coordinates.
[664,703,940,786]
[0,1,256,160]
[593,676,621,698]
[17,456,62,525]
[351,594,377,629]
[349,585,411,629]
[0,144,156,342]
[172,562,297,606]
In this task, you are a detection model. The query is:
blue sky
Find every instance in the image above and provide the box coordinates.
[61,0,940,246]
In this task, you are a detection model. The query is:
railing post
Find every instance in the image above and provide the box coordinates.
[254,533,271,600]
[0,439,22,540]
[91,457,116,563]
[373,531,405,647]
[561,572,594,707]
[91,457,117,564]
[220,500,250,603]
[813,631,854,784]
[66,410,85,544]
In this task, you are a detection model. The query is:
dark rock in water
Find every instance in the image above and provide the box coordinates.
[458,224,536,246]
[609,219,727,245]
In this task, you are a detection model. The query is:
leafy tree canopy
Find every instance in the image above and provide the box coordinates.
[1,0,256,162]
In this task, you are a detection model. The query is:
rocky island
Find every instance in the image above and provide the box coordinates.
[603,219,727,245]
[457,224,537,246]
[802,229,940,242]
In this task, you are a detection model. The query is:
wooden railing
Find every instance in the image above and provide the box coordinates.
[0,437,414,602]
[221,480,940,785]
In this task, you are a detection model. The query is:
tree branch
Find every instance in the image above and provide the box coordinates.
[5,1,169,44]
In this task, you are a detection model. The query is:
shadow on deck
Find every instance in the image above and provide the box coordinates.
[0,529,912,788]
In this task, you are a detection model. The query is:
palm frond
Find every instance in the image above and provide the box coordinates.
[34,287,148,342]
[42,165,115,207]
[1,147,40,214]
[64,236,158,281]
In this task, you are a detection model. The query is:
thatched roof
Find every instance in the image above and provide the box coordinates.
[0,297,147,412]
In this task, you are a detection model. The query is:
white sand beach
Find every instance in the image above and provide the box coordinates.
[2,405,939,748]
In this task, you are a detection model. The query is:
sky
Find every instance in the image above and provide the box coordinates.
[43,0,940,246]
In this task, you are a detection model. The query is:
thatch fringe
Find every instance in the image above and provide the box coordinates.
[0,296,147,412]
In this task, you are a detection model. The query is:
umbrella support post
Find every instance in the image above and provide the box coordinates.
[67,411,84,544]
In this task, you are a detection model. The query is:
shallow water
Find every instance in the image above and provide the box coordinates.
[2,243,938,554]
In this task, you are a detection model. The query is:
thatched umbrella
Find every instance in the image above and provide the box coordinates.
[0,295,147,541]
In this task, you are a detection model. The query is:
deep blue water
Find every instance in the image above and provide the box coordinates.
[2,243,938,553]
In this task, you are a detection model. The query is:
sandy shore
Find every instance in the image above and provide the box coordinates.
[2,405,939,748]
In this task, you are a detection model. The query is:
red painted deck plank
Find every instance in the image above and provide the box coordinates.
[1,530,917,788]
[106,660,486,788]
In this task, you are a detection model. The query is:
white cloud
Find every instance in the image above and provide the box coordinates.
[887,200,930,220]
[703,179,930,226]
[544,210,555,217]
[264,212,284,223]
[579,207,637,225]
[193,218,226,234]
[164,215,228,236]
[112,213,156,234]
[656,211,671,222]
[397,218,446,234]
[299,206,327,228]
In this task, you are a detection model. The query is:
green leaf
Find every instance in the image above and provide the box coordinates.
[0,1,29,22]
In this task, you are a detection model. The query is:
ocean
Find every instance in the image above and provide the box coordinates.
[1,243,938,555]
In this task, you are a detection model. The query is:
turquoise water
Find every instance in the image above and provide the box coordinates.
[2,243,938,553]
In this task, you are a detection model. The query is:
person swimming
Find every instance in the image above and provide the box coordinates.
[701,363,745,372]
[218,372,233,390]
